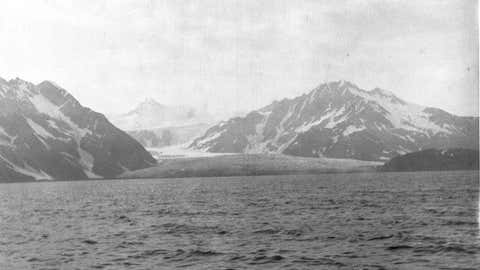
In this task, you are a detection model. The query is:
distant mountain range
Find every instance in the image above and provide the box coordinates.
[381,148,479,171]
[2,76,477,181]
[190,80,478,161]
[0,77,155,181]
[108,98,215,148]
[109,98,214,131]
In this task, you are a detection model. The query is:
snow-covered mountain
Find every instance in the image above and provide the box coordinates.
[0,77,156,182]
[190,80,478,161]
[108,98,215,148]
[109,98,214,131]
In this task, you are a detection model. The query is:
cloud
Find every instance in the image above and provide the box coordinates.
[0,0,477,116]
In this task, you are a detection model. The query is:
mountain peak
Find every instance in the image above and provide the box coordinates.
[3,77,36,97]
[309,80,361,98]
[138,97,163,108]
[371,87,395,97]
[112,98,215,130]
[8,77,31,87]
[334,79,355,88]
[143,97,158,103]
[316,80,360,92]
[39,80,62,89]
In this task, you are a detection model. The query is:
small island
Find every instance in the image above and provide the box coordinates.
[380,148,479,172]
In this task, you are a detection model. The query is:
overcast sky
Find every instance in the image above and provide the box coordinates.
[0,0,478,116]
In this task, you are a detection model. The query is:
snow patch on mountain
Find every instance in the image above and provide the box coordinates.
[246,111,273,153]
[26,118,55,139]
[325,106,348,128]
[196,129,226,145]
[78,148,100,178]
[348,86,450,135]
[343,125,366,136]
[0,152,53,180]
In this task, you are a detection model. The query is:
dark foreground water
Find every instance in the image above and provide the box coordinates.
[0,171,478,269]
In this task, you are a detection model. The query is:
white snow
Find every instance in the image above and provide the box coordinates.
[29,94,63,118]
[148,144,234,159]
[26,118,55,139]
[279,104,295,127]
[0,127,8,137]
[78,148,101,178]
[29,94,91,138]
[325,106,347,128]
[374,122,386,131]
[196,129,226,146]
[28,92,100,178]
[0,153,53,180]
[298,97,309,116]
[332,135,340,144]
[342,125,366,136]
[257,109,272,116]
[47,119,60,130]
[348,87,451,135]
[266,104,297,150]
[395,145,410,155]
[0,127,14,146]
[405,135,415,142]
[246,111,272,153]
[278,134,298,153]
[308,89,318,104]
[295,119,323,133]
[295,105,339,132]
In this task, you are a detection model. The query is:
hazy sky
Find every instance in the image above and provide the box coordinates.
[0,0,478,116]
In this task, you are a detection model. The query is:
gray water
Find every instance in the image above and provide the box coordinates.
[0,171,478,269]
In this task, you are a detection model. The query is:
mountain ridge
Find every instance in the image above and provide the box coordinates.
[190,80,478,161]
[0,77,156,181]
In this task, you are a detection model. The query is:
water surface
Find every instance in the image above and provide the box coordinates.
[0,171,478,269]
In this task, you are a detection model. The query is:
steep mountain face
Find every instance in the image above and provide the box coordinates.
[190,80,478,161]
[381,148,479,171]
[0,77,156,182]
[109,98,214,131]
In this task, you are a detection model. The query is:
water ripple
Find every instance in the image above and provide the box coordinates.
[0,171,478,269]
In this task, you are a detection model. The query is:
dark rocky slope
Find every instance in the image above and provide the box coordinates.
[0,77,156,182]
